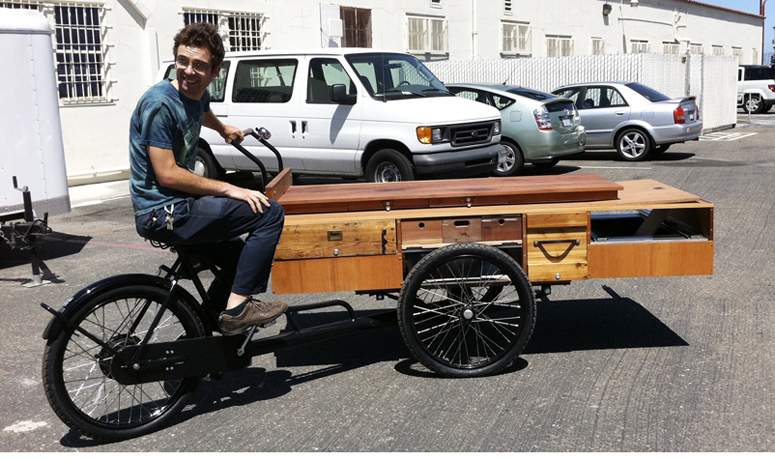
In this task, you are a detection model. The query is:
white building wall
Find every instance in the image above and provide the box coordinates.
[1,0,763,184]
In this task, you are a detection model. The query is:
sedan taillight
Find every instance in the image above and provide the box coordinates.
[534,106,553,130]
[769,85,775,92]
[674,106,686,124]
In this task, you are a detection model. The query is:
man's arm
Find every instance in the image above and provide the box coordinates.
[148,145,269,214]
[203,110,244,143]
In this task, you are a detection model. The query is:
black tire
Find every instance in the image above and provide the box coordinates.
[743,95,766,114]
[193,147,224,180]
[493,140,524,177]
[365,149,415,182]
[532,158,560,170]
[615,128,652,161]
[398,243,536,377]
[42,284,205,441]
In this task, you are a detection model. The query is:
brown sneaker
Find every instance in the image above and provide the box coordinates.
[219,298,289,335]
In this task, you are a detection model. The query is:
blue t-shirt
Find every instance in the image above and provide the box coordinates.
[129,80,211,215]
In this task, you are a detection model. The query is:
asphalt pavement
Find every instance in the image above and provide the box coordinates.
[2,112,775,452]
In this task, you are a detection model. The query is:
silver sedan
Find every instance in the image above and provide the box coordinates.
[552,82,702,160]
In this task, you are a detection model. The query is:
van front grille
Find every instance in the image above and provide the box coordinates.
[450,123,494,147]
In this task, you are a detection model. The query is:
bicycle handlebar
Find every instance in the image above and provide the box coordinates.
[225,127,283,194]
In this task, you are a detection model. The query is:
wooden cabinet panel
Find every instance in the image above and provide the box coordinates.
[588,241,714,278]
[271,255,404,294]
[275,220,396,260]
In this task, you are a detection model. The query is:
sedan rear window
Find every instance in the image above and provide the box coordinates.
[545,101,575,113]
[507,88,554,101]
[625,82,670,102]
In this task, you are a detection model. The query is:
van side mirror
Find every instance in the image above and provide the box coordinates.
[331,84,356,105]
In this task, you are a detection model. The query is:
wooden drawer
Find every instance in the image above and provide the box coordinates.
[275,219,396,260]
[526,212,589,282]
[401,214,522,247]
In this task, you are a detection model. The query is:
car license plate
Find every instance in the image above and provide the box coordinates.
[561,117,572,127]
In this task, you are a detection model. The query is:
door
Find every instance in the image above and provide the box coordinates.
[221,57,302,172]
[574,85,631,147]
[298,56,362,174]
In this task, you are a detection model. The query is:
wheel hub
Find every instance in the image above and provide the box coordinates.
[462,308,475,320]
[97,334,140,378]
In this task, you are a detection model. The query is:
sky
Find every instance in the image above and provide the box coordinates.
[700,0,774,61]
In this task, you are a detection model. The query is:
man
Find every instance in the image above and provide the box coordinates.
[129,22,287,335]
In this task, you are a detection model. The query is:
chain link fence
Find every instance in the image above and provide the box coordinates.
[426,53,738,133]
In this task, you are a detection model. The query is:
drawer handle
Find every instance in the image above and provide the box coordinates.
[533,239,580,262]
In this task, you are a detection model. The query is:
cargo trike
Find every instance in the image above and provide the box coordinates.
[40,128,714,440]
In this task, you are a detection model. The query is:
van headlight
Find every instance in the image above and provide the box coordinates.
[493,120,501,135]
[417,126,445,144]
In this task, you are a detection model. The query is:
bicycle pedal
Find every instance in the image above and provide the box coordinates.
[259,319,277,328]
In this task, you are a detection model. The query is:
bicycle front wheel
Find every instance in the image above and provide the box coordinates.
[42,284,204,441]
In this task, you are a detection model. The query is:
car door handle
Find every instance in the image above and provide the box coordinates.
[615,111,625,115]
[301,120,308,134]
[290,120,297,134]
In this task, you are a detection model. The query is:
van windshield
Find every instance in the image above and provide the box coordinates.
[345,52,451,100]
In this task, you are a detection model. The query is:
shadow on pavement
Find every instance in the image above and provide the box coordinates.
[526,285,688,354]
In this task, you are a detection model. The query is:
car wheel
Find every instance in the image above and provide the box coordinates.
[616,128,652,161]
[365,149,416,183]
[743,95,766,114]
[533,159,560,170]
[194,148,224,180]
[493,141,524,177]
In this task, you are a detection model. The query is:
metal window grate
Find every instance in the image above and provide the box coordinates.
[55,4,107,102]
[2,1,111,104]
[182,8,263,52]
[406,14,447,54]
[502,22,531,54]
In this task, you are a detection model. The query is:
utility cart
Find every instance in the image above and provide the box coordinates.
[40,130,714,441]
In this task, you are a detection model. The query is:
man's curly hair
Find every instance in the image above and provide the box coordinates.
[173,22,225,69]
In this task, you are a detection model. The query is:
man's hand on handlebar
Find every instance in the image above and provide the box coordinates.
[221,124,245,144]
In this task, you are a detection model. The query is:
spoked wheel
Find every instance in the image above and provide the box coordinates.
[42,284,204,441]
[398,244,536,377]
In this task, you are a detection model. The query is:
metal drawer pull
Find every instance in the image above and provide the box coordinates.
[533,239,580,261]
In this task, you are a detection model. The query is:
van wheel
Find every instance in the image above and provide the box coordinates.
[365,149,415,182]
[194,148,223,180]
[743,95,766,114]
[493,141,524,177]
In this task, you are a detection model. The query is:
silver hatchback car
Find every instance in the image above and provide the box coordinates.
[552,82,702,161]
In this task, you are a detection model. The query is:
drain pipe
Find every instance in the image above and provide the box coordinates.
[472,0,478,60]
[761,0,768,64]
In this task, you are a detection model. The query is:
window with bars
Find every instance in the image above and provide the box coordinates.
[2,0,111,104]
[712,45,725,55]
[690,43,704,54]
[183,8,263,52]
[663,42,681,54]
[731,47,743,64]
[502,22,531,55]
[406,14,448,54]
[630,40,650,54]
[546,35,573,57]
[341,7,371,48]
[591,37,604,55]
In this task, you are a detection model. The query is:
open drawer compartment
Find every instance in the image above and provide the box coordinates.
[588,207,714,278]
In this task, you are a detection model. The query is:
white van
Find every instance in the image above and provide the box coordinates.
[160,49,505,182]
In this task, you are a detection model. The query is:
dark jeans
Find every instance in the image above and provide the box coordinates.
[135,195,285,298]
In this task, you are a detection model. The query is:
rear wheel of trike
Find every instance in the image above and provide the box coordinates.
[42,284,205,441]
[398,243,536,377]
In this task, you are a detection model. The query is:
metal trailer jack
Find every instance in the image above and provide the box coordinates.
[1,176,55,287]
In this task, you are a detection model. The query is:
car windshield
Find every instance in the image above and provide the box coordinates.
[345,52,451,100]
[625,82,670,102]
[506,88,554,101]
